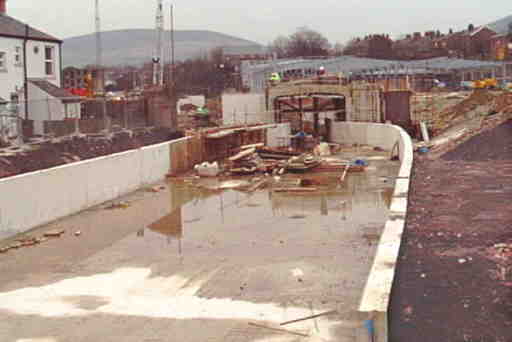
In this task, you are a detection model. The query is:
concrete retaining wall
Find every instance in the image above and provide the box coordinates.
[0,138,186,240]
[330,122,413,342]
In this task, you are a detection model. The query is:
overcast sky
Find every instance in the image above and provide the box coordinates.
[7,0,512,43]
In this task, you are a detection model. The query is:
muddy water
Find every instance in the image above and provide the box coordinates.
[143,156,397,254]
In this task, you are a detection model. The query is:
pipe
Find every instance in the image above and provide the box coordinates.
[23,24,29,120]
[59,43,63,87]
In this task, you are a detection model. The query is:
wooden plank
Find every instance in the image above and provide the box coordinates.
[229,148,256,162]
[248,323,309,338]
[280,310,338,326]
[274,187,317,193]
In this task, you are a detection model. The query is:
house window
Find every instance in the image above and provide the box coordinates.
[14,46,22,66]
[45,46,54,76]
[0,51,6,70]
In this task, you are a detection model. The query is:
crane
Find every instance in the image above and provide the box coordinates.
[153,0,164,87]
[95,0,103,94]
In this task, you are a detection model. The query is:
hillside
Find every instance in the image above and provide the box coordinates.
[487,14,512,35]
[62,29,261,67]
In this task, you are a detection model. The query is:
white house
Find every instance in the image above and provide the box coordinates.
[0,0,62,107]
[19,79,81,135]
[0,0,83,137]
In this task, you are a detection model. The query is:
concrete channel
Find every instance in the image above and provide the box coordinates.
[0,123,413,342]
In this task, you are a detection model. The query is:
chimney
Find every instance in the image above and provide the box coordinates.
[0,0,6,14]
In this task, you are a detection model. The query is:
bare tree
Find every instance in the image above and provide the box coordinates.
[269,27,331,58]
[268,35,290,59]
[286,26,331,57]
[342,38,360,56]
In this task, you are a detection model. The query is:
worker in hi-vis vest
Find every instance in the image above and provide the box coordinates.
[269,72,281,85]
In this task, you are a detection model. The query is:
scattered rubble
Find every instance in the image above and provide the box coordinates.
[43,230,65,238]
[106,201,131,210]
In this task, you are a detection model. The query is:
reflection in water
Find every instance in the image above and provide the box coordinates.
[146,182,204,253]
[320,196,328,216]
[269,185,393,220]
[148,208,183,239]
[145,161,397,253]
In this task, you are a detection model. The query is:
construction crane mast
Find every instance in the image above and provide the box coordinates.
[95,0,103,93]
[153,0,164,87]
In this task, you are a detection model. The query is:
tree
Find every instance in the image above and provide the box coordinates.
[286,27,331,57]
[268,35,290,59]
[342,38,360,56]
[269,27,331,58]
[172,48,231,97]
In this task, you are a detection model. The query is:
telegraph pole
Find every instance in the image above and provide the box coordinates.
[95,0,103,93]
[153,0,164,86]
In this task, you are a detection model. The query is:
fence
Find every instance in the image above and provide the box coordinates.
[168,134,204,175]
[0,97,152,141]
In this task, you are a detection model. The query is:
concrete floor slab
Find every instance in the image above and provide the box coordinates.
[0,150,399,342]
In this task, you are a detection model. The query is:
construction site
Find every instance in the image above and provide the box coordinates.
[1,1,512,342]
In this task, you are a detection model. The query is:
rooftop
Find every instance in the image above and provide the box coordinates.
[29,79,80,101]
[243,56,504,76]
[0,14,61,43]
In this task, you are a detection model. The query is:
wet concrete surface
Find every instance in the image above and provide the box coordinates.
[0,148,399,342]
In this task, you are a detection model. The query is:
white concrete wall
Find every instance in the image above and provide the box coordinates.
[0,36,61,101]
[330,122,413,342]
[265,123,291,148]
[222,93,269,126]
[0,138,186,240]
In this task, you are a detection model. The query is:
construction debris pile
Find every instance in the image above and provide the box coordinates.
[187,142,373,194]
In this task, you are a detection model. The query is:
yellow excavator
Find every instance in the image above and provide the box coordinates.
[472,78,497,89]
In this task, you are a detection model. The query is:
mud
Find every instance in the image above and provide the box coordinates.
[0,128,183,179]
[390,122,512,342]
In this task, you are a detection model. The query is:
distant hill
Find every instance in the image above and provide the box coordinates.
[62,29,261,67]
[487,14,512,35]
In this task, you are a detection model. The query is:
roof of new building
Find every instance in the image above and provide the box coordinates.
[243,56,503,77]
[0,14,61,43]
[29,78,80,101]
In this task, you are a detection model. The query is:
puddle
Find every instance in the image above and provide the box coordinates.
[136,153,399,258]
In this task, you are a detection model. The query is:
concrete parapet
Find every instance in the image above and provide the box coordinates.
[330,121,413,342]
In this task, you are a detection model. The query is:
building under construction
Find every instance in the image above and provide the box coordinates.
[243,56,512,92]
